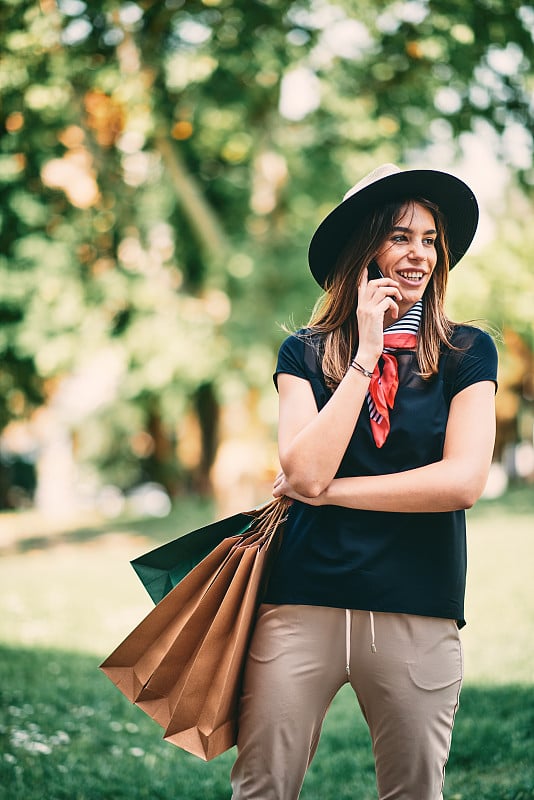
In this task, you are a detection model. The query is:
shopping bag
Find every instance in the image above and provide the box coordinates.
[99,534,241,703]
[130,510,256,604]
[99,497,289,760]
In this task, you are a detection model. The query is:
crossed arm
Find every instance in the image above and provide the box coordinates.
[272,370,496,514]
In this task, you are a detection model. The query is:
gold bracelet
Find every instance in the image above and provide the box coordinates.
[350,360,374,379]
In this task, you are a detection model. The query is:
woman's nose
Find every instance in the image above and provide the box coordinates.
[409,239,425,259]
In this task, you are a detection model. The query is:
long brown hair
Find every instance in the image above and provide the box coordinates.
[307,197,455,390]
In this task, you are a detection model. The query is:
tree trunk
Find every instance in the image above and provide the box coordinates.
[192,382,220,494]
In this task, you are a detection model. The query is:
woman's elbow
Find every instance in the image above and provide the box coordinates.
[284,470,327,498]
[457,492,476,511]
[279,452,330,497]
[293,478,326,498]
[453,471,489,510]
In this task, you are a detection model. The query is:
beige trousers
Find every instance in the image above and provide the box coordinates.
[231,604,463,800]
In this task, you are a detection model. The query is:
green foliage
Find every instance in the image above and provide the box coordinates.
[1,0,533,491]
[448,190,534,340]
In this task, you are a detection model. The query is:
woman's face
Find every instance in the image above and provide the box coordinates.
[374,201,438,318]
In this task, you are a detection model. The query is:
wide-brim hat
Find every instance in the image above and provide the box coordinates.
[308,163,479,287]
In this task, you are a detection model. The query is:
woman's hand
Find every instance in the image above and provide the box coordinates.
[272,470,322,506]
[355,266,402,366]
[274,266,401,497]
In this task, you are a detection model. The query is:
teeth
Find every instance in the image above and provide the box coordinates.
[399,271,423,280]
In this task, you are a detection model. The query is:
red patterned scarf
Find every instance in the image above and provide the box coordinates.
[366,301,422,448]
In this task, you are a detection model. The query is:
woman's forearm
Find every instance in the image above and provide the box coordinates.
[278,396,496,512]
[279,276,401,497]
[277,381,496,511]
[279,362,373,497]
[321,457,488,513]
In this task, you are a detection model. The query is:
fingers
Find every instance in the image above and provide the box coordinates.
[359,282,401,317]
[359,267,401,303]
[384,295,399,319]
[356,269,401,357]
[272,470,287,497]
[367,278,402,303]
[272,471,296,505]
[272,471,311,506]
[361,272,402,323]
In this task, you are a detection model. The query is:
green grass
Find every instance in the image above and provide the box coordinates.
[0,646,532,800]
[0,487,533,799]
[0,494,215,555]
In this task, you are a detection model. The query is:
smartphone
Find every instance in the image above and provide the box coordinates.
[367,260,383,280]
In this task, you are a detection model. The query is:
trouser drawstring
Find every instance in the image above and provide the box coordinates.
[346,610,377,677]
[345,609,351,678]
[370,611,377,653]
[345,608,382,678]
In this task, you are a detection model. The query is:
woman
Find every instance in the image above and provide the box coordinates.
[230,164,498,800]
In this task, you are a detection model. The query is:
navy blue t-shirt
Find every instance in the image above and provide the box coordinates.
[264,325,498,626]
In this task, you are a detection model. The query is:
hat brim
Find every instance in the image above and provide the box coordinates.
[308,169,479,287]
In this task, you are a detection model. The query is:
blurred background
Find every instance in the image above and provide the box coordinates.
[0,0,533,528]
[1,3,533,797]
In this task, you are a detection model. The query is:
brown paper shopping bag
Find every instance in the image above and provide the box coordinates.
[100,497,288,760]
[157,533,276,759]
[130,539,250,728]
[100,534,240,703]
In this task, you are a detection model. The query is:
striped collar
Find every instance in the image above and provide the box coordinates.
[384,299,422,337]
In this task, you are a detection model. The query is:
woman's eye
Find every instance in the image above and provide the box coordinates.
[391,234,407,242]
[423,238,436,246]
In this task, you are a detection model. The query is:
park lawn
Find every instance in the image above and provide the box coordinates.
[0,487,533,799]
[0,645,532,800]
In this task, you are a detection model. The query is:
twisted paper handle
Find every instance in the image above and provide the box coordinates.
[250,495,291,537]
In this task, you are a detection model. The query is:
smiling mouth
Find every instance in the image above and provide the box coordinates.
[398,271,424,282]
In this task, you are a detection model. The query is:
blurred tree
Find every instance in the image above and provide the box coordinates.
[447,184,534,456]
[0,0,533,505]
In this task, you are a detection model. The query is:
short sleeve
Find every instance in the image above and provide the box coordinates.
[273,331,331,410]
[449,327,498,398]
[273,333,308,389]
